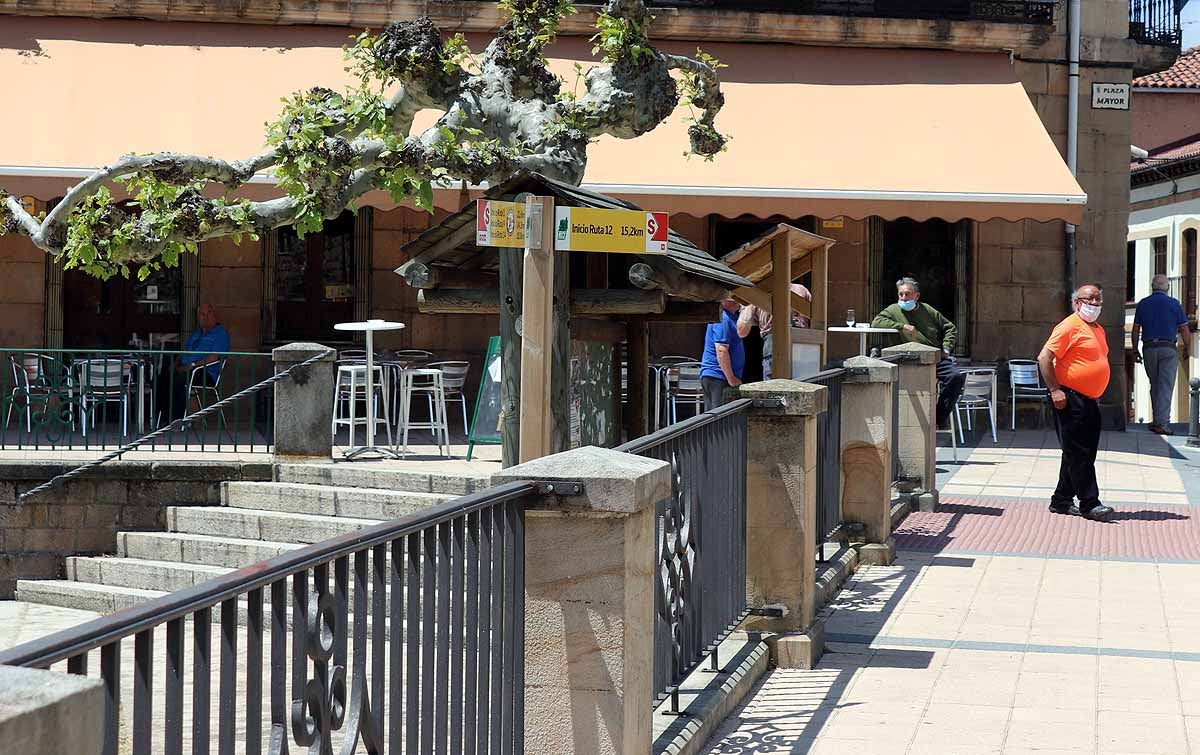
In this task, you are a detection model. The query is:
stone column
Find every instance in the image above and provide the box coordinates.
[0,666,104,755]
[492,446,669,755]
[840,356,898,565]
[272,342,336,461]
[735,379,826,669]
[882,343,940,511]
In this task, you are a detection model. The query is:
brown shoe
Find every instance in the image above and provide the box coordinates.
[1150,424,1171,436]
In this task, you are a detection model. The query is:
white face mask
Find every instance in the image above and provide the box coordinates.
[1077,303,1101,323]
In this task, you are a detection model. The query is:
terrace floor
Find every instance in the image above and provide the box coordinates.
[701,424,1200,754]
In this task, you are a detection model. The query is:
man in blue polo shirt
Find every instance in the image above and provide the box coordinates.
[1132,274,1192,435]
[157,303,231,423]
[700,299,745,411]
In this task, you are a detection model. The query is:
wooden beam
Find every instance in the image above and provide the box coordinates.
[499,247,523,468]
[570,318,626,343]
[627,319,650,439]
[519,195,556,463]
[627,260,730,302]
[771,235,792,380]
[399,262,498,289]
[733,286,771,311]
[651,301,721,323]
[396,221,476,272]
[418,288,666,316]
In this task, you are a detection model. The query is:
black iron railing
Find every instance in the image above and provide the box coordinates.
[1130,0,1182,45]
[1,348,274,454]
[643,0,1056,23]
[0,482,532,755]
[617,398,750,714]
[804,368,845,554]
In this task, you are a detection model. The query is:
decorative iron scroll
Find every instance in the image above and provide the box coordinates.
[657,454,696,672]
[291,584,348,755]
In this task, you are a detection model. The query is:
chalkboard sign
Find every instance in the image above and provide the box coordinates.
[466,336,503,460]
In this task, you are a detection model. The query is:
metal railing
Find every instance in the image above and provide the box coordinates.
[1130,0,1182,45]
[0,482,532,755]
[643,0,1056,23]
[805,369,845,554]
[616,398,750,715]
[0,348,274,454]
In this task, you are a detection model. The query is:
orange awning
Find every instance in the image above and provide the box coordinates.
[1,18,1084,223]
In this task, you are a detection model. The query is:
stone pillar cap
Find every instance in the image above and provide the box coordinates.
[843,355,898,384]
[491,446,671,514]
[736,379,827,416]
[272,342,337,362]
[881,342,941,364]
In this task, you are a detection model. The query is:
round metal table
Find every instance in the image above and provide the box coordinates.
[827,326,897,356]
[333,319,406,459]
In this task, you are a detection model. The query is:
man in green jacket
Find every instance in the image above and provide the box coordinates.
[872,277,965,427]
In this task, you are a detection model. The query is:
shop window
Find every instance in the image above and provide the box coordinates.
[1126,241,1136,305]
[274,211,357,342]
[1186,229,1197,318]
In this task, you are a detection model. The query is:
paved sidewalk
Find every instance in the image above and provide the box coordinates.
[703,428,1200,754]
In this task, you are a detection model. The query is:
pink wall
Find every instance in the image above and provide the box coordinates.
[1132,91,1200,151]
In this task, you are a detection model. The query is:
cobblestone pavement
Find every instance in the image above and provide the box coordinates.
[703,428,1200,754]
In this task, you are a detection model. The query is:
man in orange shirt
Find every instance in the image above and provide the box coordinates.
[1037,284,1114,522]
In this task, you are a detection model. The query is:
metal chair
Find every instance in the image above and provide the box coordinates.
[332,362,393,448]
[185,359,228,429]
[935,383,959,462]
[396,367,450,457]
[955,368,997,444]
[6,353,80,433]
[666,362,705,424]
[76,358,132,437]
[1008,358,1050,430]
[427,361,471,435]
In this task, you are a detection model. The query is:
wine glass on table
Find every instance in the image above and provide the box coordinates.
[846,309,856,328]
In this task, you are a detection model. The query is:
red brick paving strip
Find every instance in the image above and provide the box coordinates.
[894,496,1200,561]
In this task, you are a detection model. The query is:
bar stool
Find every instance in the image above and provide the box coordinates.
[332,363,393,448]
[396,367,450,457]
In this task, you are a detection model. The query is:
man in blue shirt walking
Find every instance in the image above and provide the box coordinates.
[1132,275,1192,435]
[157,303,231,423]
[700,299,745,411]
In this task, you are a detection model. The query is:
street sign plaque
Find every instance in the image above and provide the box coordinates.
[475,199,527,248]
[553,207,669,254]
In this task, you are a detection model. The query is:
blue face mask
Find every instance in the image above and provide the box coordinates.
[898,299,918,312]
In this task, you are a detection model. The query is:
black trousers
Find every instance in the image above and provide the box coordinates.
[1052,387,1103,510]
[156,365,215,423]
[701,376,729,412]
[935,356,966,426]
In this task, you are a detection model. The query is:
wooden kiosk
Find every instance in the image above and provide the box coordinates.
[721,224,835,378]
[396,171,752,466]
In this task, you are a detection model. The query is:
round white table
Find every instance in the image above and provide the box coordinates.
[333,320,405,459]
[827,326,898,356]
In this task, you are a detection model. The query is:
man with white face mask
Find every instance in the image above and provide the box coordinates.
[1037,284,1114,521]
[872,277,964,426]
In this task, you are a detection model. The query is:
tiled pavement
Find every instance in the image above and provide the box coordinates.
[702,426,1200,754]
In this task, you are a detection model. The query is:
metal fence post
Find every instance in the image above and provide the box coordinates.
[735,379,827,669]
[271,343,336,460]
[492,446,670,755]
[1189,378,1200,447]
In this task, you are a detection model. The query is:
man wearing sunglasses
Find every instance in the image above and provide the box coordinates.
[1037,284,1114,522]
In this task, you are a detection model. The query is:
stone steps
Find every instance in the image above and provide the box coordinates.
[15,466,468,618]
[222,481,453,519]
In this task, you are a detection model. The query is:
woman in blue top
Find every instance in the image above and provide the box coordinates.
[699,299,746,411]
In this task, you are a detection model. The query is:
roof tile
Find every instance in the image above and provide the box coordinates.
[1134,46,1200,89]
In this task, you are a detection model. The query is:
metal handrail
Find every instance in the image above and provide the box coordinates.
[616,397,752,454]
[0,480,537,668]
[15,348,333,503]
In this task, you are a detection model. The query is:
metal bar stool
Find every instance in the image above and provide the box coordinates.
[396,367,450,458]
[332,362,393,449]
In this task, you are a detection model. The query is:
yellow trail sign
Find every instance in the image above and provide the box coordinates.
[553,207,669,254]
[475,199,527,248]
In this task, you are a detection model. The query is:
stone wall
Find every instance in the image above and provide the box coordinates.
[0,460,271,597]
[199,236,263,351]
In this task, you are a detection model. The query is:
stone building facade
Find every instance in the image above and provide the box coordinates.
[0,0,1185,427]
